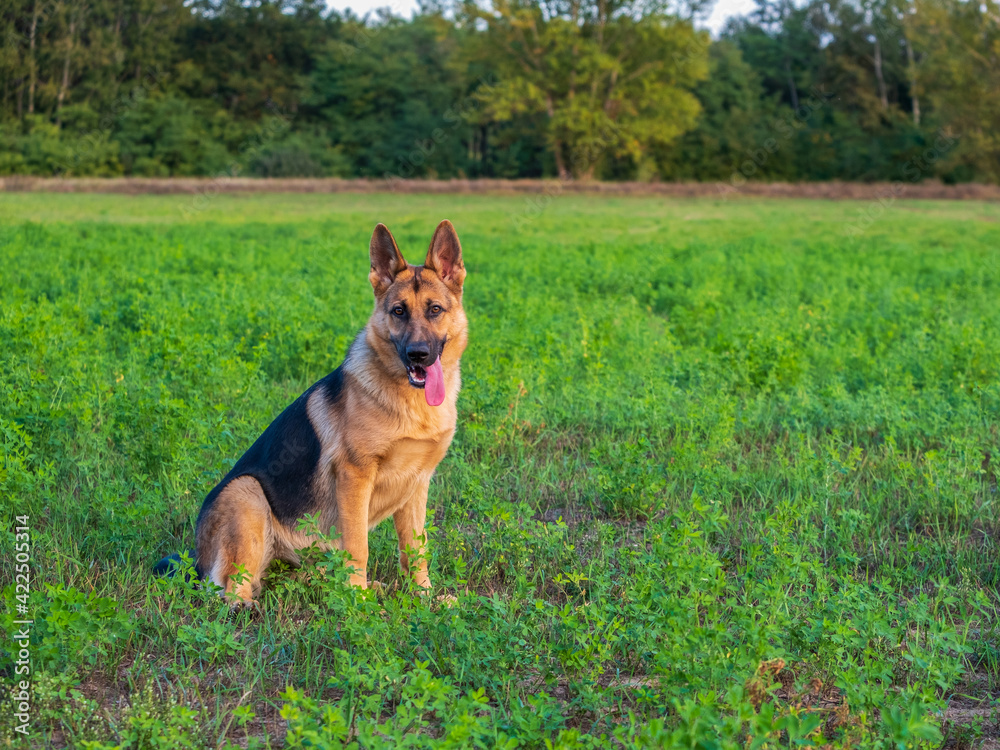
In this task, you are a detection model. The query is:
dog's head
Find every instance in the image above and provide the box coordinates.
[367,221,468,404]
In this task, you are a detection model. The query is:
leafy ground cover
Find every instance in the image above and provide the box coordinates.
[1,192,999,748]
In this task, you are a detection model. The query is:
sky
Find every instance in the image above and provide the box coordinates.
[325,0,760,35]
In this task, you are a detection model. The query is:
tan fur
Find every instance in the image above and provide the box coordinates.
[198,221,468,602]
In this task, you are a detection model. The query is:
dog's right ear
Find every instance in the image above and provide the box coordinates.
[369,224,407,294]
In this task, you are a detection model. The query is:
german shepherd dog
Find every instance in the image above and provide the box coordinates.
[154,221,468,604]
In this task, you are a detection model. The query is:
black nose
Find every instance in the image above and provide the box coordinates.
[406,344,430,364]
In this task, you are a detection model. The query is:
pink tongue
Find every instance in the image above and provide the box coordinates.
[424,357,445,407]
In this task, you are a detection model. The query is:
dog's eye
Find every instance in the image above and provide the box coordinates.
[429,305,443,315]
[392,305,405,316]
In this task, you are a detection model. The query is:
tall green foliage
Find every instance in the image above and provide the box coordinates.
[1,192,997,745]
[0,0,996,181]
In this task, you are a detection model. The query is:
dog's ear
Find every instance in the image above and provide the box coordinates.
[369,223,407,294]
[424,220,465,291]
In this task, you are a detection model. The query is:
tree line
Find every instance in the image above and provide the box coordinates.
[0,0,997,182]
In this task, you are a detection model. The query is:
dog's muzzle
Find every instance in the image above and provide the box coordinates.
[401,341,438,389]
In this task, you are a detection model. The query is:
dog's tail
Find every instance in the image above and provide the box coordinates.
[153,549,201,580]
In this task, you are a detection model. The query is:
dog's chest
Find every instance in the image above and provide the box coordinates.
[374,434,451,489]
[367,432,452,523]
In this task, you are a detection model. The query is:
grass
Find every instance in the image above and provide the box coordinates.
[1,192,998,748]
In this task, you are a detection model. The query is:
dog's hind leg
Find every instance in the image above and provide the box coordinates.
[196,475,274,604]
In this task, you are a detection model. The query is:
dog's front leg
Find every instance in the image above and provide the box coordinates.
[335,463,377,588]
[393,478,431,590]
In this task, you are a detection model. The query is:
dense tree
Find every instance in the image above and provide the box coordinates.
[304,12,472,180]
[653,40,787,181]
[909,0,1000,181]
[458,0,709,178]
[180,0,328,118]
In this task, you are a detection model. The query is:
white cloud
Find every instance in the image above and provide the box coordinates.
[702,0,758,34]
[326,0,416,19]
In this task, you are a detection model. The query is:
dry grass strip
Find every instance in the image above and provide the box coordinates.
[3,176,999,200]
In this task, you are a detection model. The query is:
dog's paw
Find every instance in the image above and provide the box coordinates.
[225,598,261,622]
[435,592,458,608]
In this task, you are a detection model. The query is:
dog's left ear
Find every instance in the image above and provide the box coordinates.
[424,220,465,292]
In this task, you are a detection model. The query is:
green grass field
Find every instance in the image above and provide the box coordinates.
[2,192,999,748]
